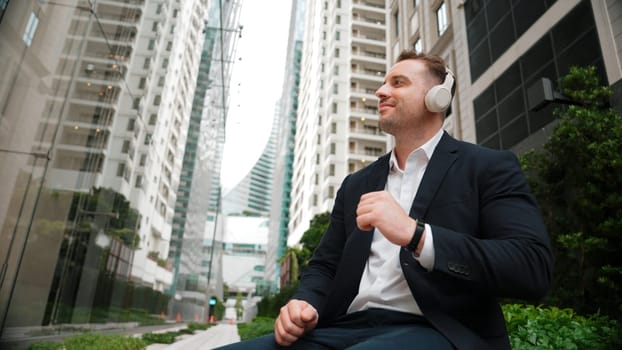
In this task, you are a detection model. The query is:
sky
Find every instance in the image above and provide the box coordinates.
[219,0,293,193]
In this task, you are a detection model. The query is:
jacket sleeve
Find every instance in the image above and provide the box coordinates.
[291,175,350,312]
[429,150,552,301]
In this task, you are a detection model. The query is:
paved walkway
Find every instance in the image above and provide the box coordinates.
[146,324,241,350]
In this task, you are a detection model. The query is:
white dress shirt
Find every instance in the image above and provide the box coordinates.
[347,128,443,316]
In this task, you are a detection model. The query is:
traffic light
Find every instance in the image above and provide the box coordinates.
[208,296,217,318]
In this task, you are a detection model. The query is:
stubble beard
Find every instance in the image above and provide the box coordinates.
[378,114,400,136]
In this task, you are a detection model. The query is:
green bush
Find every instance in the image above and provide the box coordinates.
[141,331,180,345]
[503,304,622,350]
[26,341,64,350]
[237,316,275,341]
[64,333,146,350]
[187,322,210,331]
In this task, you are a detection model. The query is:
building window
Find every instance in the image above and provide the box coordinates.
[332,103,338,113]
[330,143,336,155]
[329,164,335,176]
[148,39,155,50]
[334,65,339,75]
[117,162,125,176]
[333,84,338,94]
[413,37,422,53]
[132,97,141,110]
[139,154,146,166]
[138,77,146,89]
[23,12,39,46]
[436,2,448,36]
[144,133,152,145]
[336,15,341,24]
[143,58,150,69]
[335,48,340,57]
[153,95,161,106]
[393,9,399,37]
[127,118,135,131]
[331,122,337,133]
[135,175,143,188]
[149,113,157,125]
[152,21,159,32]
[335,31,340,41]
[121,140,130,153]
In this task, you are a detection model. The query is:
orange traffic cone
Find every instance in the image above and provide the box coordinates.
[176,312,181,322]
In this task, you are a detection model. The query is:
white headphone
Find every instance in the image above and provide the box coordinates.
[424,68,455,113]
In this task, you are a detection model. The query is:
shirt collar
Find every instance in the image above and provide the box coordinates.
[389,128,445,172]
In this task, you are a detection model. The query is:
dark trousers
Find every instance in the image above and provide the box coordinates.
[215,308,454,350]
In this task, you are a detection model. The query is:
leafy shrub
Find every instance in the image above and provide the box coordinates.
[64,333,146,350]
[503,304,622,350]
[26,341,64,350]
[141,331,180,345]
[187,322,210,331]
[237,316,275,341]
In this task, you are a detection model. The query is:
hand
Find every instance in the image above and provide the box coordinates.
[356,191,417,247]
[274,299,318,346]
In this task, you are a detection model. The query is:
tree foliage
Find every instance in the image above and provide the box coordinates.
[521,66,622,318]
[257,212,330,317]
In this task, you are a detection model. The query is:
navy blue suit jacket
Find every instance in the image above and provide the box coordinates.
[293,132,552,350]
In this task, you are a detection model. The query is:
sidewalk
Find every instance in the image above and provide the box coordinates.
[146,323,240,350]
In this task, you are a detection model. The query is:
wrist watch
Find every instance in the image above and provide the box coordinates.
[405,219,425,252]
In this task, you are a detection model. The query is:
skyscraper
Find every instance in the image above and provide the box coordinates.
[266,0,306,292]
[289,0,388,244]
[168,0,243,321]
[0,0,210,334]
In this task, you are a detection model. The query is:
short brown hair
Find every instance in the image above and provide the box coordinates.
[395,50,447,85]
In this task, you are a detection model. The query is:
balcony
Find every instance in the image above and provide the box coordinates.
[351,47,386,64]
[352,0,386,13]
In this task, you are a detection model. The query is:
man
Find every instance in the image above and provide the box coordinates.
[217,51,552,349]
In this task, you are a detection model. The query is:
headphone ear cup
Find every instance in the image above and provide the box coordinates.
[425,85,452,112]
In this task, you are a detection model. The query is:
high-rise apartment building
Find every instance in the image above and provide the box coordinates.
[0,0,210,336]
[289,0,388,244]
[221,103,278,217]
[267,0,306,292]
[168,0,243,321]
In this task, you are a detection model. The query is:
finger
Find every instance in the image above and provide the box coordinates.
[286,302,306,328]
[274,318,296,346]
[301,305,318,323]
[356,213,374,231]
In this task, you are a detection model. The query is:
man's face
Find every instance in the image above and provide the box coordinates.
[375,59,435,135]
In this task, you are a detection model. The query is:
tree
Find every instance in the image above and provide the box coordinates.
[256,212,330,317]
[521,66,622,318]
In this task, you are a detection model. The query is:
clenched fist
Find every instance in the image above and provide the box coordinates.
[274,299,318,346]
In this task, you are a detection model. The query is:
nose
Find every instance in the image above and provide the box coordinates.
[375,83,389,99]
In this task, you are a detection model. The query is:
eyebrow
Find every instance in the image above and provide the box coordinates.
[385,74,410,84]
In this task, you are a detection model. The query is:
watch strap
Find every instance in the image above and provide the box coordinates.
[405,219,425,252]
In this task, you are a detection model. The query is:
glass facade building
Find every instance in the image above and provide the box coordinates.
[0,0,211,343]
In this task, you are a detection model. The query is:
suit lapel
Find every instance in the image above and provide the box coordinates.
[409,132,459,219]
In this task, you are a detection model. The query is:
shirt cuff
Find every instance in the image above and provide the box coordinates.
[413,224,435,271]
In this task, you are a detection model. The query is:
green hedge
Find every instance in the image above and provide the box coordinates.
[503,304,622,350]
[237,316,275,341]
[64,334,146,350]
[237,305,622,348]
